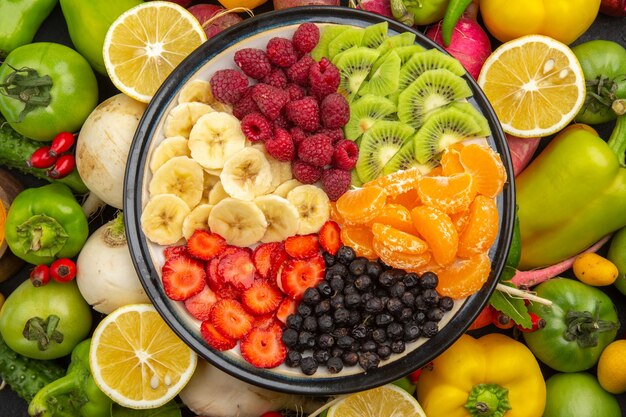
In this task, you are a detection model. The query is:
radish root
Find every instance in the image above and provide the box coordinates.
[202,7,254,29]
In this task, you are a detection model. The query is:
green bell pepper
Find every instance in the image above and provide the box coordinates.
[0,0,58,59]
[4,183,88,265]
[515,116,626,269]
[607,225,626,295]
[391,0,449,27]
[28,339,113,417]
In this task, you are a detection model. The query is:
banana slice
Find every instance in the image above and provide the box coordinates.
[200,171,220,204]
[164,102,215,138]
[220,147,273,200]
[149,136,190,174]
[149,156,204,209]
[207,181,229,205]
[188,112,247,170]
[254,195,300,243]
[178,79,233,113]
[141,194,190,245]
[274,179,304,198]
[208,198,268,247]
[287,185,330,235]
[182,203,213,240]
[251,144,292,192]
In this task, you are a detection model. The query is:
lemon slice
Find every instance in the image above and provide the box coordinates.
[327,384,427,417]
[477,34,585,138]
[89,304,197,409]
[103,1,207,103]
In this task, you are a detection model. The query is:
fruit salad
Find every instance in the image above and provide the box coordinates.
[139,21,506,376]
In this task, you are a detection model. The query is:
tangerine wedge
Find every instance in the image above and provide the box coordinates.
[371,223,428,255]
[411,205,458,266]
[336,186,387,224]
[417,172,476,214]
[460,144,506,198]
[364,168,422,197]
[457,195,499,258]
[340,225,376,260]
[373,238,432,270]
[440,143,465,176]
[436,252,491,299]
[368,204,418,235]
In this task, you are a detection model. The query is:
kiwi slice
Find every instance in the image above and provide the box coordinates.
[413,105,482,164]
[376,32,416,54]
[361,22,389,49]
[311,24,350,61]
[382,138,437,176]
[358,50,401,97]
[356,120,416,182]
[344,94,397,140]
[449,101,492,137]
[351,169,364,187]
[334,47,381,102]
[327,27,365,60]
[397,68,473,129]
[395,45,427,65]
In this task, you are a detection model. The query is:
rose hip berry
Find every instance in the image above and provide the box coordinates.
[50,258,77,282]
[49,131,75,157]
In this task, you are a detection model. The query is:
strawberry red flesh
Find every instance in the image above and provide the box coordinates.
[218,248,256,291]
[275,297,297,325]
[161,255,206,301]
[200,320,237,351]
[269,245,290,281]
[240,324,286,368]
[284,234,320,259]
[210,298,254,340]
[319,220,341,255]
[163,245,188,260]
[184,286,218,321]
[187,230,227,260]
[280,254,325,300]
[252,242,283,279]
[241,281,284,315]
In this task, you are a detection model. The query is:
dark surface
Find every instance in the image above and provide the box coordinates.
[0,2,625,416]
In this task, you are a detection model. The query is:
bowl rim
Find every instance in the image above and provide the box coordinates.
[124,5,516,395]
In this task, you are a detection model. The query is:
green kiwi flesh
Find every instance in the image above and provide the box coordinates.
[334,47,381,102]
[358,50,401,97]
[397,68,473,129]
[356,120,416,182]
[382,138,437,176]
[413,105,482,164]
[344,94,397,140]
[351,169,364,187]
[376,32,416,53]
[361,22,388,49]
[311,24,350,61]
[449,101,492,137]
[327,27,365,60]
[397,49,467,95]
[395,45,427,65]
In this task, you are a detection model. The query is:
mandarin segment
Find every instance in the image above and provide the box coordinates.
[364,167,422,196]
[368,203,418,234]
[411,205,458,266]
[340,224,377,259]
[457,195,500,258]
[388,188,420,210]
[371,223,429,255]
[459,143,506,198]
[440,143,465,176]
[372,238,432,270]
[416,172,476,214]
[450,210,470,235]
[336,186,387,224]
[436,252,491,299]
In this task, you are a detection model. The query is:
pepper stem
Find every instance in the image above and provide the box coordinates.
[390,0,415,27]
[606,106,626,167]
[563,305,619,348]
[22,315,64,351]
[0,65,53,122]
[465,384,511,417]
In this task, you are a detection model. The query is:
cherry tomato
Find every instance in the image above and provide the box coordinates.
[50,258,77,282]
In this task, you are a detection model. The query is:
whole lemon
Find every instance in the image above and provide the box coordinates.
[597,339,626,394]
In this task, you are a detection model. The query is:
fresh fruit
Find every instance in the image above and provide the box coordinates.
[148,156,205,208]
[208,198,268,247]
[411,205,459,266]
[319,220,342,255]
[182,204,214,240]
[186,230,227,260]
[220,147,273,200]
[89,304,197,408]
[459,143,506,198]
[333,47,380,101]
[358,49,401,97]
[210,298,254,340]
[184,286,218,321]
[416,172,476,214]
[254,195,300,243]
[572,252,619,286]
[141,194,191,245]
[286,185,330,235]
[161,255,206,301]
[477,34,586,137]
[241,281,284,315]
[188,112,247,171]
[284,234,320,259]
[597,339,626,394]
[252,242,282,279]
[335,185,387,224]
[200,320,237,351]
[327,384,427,417]
[163,102,215,138]
[280,255,325,300]
[149,136,190,174]
[240,324,286,368]
[217,248,256,292]
[456,195,499,258]
[344,94,396,140]
[102,1,206,103]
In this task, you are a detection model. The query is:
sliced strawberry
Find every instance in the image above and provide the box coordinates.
[240,324,286,368]
[252,242,283,279]
[162,255,206,301]
[200,320,237,351]
[218,247,255,291]
[206,246,240,293]
[254,314,280,330]
[241,281,284,315]
[275,297,297,325]
[184,286,218,321]
[187,230,227,260]
[280,254,325,300]
[269,245,290,281]
[163,245,188,260]
[284,234,320,259]
[210,298,254,340]
[319,220,341,255]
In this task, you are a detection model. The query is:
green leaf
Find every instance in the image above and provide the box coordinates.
[489,281,532,329]
[111,401,182,417]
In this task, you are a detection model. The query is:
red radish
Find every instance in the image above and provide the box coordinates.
[600,0,626,16]
[273,0,339,10]
[506,134,541,177]
[187,4,244,39]
[157,0,193,7]
[350,0,393,18]
[425,17,492,79]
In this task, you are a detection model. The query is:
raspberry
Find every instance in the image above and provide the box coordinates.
[286,83,306,101]
[285,96,319,132]
[286,55,314,86]
[318,127,344,143]
[292,23,320,54]
[261,68,288,89]
[273,113,290,130]
[266,37,298,68]
[241,112,272,143]
[210,69,249,104]
[320,93,350,129]
[308,58,341,100]
[289,126,307,150]
[292,160,323,184]
[298,133,333,167]
[332,139,359,170]
[322,168,352,201]
[265,128,295,161]
[251,83,290,120]
[232,88,259,120]
[234,48,272,80]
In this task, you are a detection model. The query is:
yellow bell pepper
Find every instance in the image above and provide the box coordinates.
[217,0,267,10]
[479,0,601,45]
[416,333,546,417]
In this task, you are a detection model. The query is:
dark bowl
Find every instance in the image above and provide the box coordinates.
[124,6,516,396]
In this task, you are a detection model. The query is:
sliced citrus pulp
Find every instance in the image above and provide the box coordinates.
[477,34,585,137]
[327,383,427,417]
[90,304,197,409]
[103,1,207,103]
